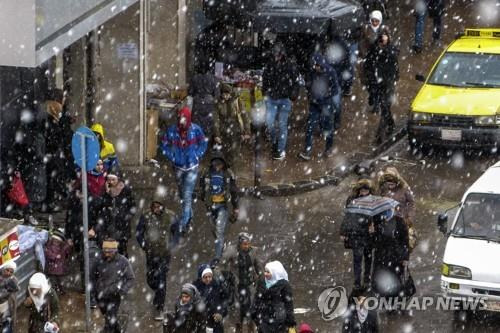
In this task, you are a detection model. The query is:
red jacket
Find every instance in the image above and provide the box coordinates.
[45,239,72,276]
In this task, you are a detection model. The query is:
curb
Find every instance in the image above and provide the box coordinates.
[246,126,408,197]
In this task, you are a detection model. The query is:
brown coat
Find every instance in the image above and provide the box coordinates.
[359,24,391,59]
[378,168,416,224]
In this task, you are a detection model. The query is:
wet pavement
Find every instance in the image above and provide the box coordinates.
[14,0,500,332]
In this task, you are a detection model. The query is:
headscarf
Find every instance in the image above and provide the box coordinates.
[369,10,383,32]
[177,107,192,142]
[264,261,288,289]
[28,273,51,312]
[2,260,16,272]
[180,283,200,305]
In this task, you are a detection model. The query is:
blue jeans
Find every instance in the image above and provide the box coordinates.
[414,10,442,48]
[331,93,342,130]
[265,98,292,154]
[211,204,229,259]
[305,102,335,153]
[174,167,199,231]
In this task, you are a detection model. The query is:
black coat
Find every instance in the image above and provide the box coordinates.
[262,57,300,100]
[372,216,409,269]
[252,280,296,333]
[164,301,207,333]
[427,0,445,17]
[342,305,379,333]
[94,253,135,299]
[193,279,228,327]
[341,213,373,249]
[98,185,136,241]
[363,44,399,93]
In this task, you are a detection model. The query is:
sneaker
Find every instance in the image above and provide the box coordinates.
[272,152,286,161]
[411,45,422,54]
[154,309,164,321]
[298,151,312,161]
[322,149,334,158]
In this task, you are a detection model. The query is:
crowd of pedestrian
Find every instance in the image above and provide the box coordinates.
[0,1,447,332]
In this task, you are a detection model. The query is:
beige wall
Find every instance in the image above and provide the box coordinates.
[147,0,180,88]
[65,0,195,166]
[95,3,141,166]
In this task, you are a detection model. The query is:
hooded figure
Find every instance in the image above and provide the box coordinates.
[371,208,411,298]
[91,123,119,173]
[164,283,207,333]
[161,107,208,238]
[377,167,415,224]
[200,151,240,259]
[346,179,376,207]
[0,261,19,333]
[299,53,340,160]
[25,272,59,333]
[253,261,296,333]
[359,10,391,59]
[193,264,228,333]
[342,288,379,333]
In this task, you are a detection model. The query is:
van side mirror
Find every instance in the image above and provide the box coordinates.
[437,214,448,234]
[415,74,426,82]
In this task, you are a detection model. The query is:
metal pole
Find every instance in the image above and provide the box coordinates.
[80,134,91,332]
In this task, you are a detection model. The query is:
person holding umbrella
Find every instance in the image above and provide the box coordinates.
[342,183,378,289]
[370,206,413,299]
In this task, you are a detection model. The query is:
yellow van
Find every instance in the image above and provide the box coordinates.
[408,29,500,151]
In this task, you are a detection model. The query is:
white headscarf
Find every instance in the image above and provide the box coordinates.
[28,273,51,312]
[265,261,289,288]
[2,260,16,272]
[369,10,383,32]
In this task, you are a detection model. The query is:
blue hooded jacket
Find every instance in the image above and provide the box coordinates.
[161,123,208,170]
[308,53,340,105]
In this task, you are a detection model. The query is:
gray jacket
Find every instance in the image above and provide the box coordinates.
[94,253,135,299]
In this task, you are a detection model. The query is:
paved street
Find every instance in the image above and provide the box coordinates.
[12,0,500,332]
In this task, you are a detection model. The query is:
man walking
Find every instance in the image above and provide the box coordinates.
[199,151,239,261]
[161,107,208,238]
[94,239,135,333]
[263,43,300,160]
[299,53,340,160]
[136,200,175,320]
[363,32,399,144]
[412,0,446,53]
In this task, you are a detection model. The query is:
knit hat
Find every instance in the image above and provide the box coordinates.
[51,229,66,242]
[298,323,314,333]
[197,263,212,279]
[238,232,252,243]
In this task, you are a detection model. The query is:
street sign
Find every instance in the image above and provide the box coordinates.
[71,126,100,170]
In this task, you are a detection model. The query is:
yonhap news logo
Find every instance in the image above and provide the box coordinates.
[317,284,490,321]
[317,286,349,321]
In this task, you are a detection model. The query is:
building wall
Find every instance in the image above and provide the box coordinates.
[94,4,141,166]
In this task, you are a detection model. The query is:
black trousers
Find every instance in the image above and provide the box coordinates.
[146,255,171,311]
[98,294,122,333]
[352,245,373,287]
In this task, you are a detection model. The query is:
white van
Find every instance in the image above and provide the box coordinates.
[438,161,500,319]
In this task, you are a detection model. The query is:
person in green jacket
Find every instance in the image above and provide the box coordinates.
[213,83,252,167]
